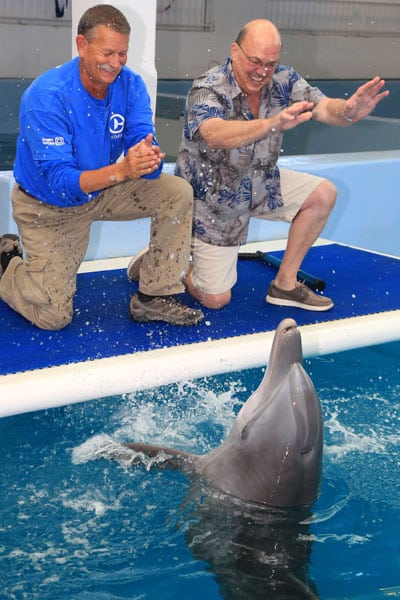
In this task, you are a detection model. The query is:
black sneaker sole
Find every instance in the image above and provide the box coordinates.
[130,310,204,326]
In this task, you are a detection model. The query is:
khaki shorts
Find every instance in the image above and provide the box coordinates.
[191,168,325,294]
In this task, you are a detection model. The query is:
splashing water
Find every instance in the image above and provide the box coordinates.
[0,342,399,599]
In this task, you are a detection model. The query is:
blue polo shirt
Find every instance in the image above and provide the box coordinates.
[14,57,162,207]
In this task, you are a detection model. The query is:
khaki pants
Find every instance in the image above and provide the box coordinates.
[0,174,193,330]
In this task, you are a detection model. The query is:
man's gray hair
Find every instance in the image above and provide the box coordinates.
[77,4,131,39]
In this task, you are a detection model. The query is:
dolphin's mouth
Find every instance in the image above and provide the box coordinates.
[280,319,297,336]
[270,318,302,373]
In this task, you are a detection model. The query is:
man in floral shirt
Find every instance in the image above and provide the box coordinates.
[175,19,388,311]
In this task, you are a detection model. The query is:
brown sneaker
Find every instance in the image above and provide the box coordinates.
[127,247,148,282]
[0,234,23,277]
[130,293,204,326]
[266,280,334,312]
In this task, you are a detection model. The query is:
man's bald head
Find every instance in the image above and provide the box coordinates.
[236,19,281,49]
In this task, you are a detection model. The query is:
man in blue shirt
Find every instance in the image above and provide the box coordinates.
[0,4,203,329]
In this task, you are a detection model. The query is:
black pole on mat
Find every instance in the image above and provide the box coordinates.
[238,250,326,292]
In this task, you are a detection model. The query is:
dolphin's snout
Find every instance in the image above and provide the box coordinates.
[281,319,297,334]
[278,318,298,338]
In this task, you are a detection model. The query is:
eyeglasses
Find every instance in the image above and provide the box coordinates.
[236,43,279,72]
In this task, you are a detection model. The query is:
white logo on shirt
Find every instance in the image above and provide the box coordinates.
[42,136,65,146]
[109,114,125,135]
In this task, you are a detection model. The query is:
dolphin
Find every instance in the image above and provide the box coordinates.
[74,317,323,598]
[123,317,323,508]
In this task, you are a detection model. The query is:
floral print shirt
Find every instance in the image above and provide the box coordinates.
[175,58,325,246]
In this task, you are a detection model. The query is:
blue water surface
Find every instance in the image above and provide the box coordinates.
[1,340,399,600]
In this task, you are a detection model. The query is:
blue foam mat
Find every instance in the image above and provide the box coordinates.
[1,244,399,376]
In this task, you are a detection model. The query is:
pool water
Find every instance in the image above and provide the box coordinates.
[1,340,399,599]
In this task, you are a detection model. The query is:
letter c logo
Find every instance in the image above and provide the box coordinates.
[109,114,125,135]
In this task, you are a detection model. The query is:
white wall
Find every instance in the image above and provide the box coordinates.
[155,0,400,80]
[1,0,400,80]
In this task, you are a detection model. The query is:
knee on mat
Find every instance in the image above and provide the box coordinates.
[201,290,231,310]
[35,308,73,331]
